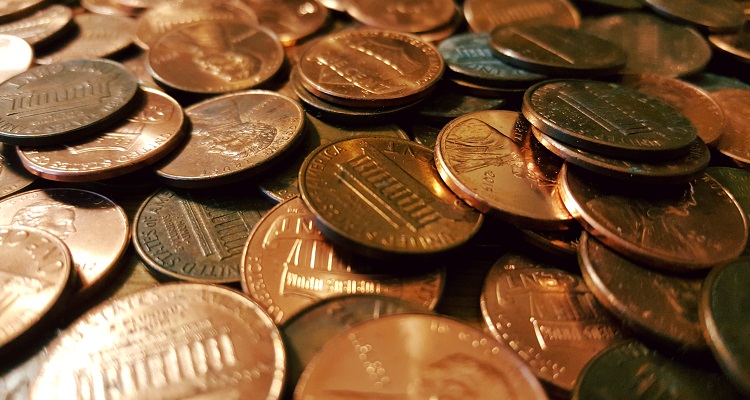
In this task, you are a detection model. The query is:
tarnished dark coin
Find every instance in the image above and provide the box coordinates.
[0,5,73,48]
[709,30,750,65]
[481,252,624,396]
[31,284,286,400]
[644,0,744,33]
[578,233,706,351]
[713,89,750,164]
[464,0,580,32]
[0,59,140,146]
[346,0,454,33]
[0,35,31,84]
[489,25,627,77]
[299,137,483,258]
[241,0,328,46]
[134,187,273,284]
[416,81,507,123]
[700,258,750,396]
[18,87,185,182]
[0,144,35,199]
[523,79,697,160]
[410,122,442,149]
[705,167,750,224]
[561,166,747,271]
[581,12,712,77]
[298,30,444,107]
[242,197,445,324]
[0,0,45,24]
[147,21,284,94]
[532,127,710,183]
[156,90,305,188]
[521,225,582,257]
[573,341,744,399]
[435,111,573,229]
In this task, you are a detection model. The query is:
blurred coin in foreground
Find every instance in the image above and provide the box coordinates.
[0,34,32,83]
[714,89,750,164]
[464,0,580,32]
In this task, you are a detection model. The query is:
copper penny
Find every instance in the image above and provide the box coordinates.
[0,0,45,23]
[0,188,130,295]
[241,0,328,46]
[133,187,274,284]
[464,0,580,32]
[242,197,445,324]
[644,0,744,33]
[0,59,140,146]
[155,90,305,188]
[435,110,573,229]
[298,30,444,108]
[560,166,747,272]
[147,21,284,94]
[346,0,454,33]
[298,137,483,258]
[0,144,35,199]
[0,35,31,84]
[18,88,185,182]
[691,72,750,92]
[481,252,624,396]
[705,167,750,227]
[81,0,134,16]
[0,5,73,48]
[710,29,750,65]
[31,284,286,400]
[35,13,137,65]
[294,314,548,399]
[414,7,462,43]
[713,89,750,164]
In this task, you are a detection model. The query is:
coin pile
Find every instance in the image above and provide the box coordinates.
[0,0,750,399]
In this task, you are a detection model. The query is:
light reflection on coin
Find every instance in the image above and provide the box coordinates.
[0,0,45,24]
[346,0,454,33]
[463,0,580,32]
[0,5,73,48]
[713,89,750,164]
[241,0,328,46]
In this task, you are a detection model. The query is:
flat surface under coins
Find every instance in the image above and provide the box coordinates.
[714,89,750,164]
[0,5,73,48]
[298,137,483,258]
[31,284,285,400]
[242,197,445,324]
[346,0,455,33]
[463,0,580,32]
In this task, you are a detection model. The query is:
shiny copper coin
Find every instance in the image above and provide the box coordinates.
[346,0,454,33]
[0,144,35,199]
[0,188,130,295]
[619,73,726,146]
[18,88,185,182]
[464,0,580,32]
[134,187,273,284]
[644,0,744,33]
[241,0,328,46]
[35,13,137,65]
[706,167,750,224]
[155,90,305,188]
[298,30,444,107]
[0,225,73,353]
[574,0,643,10]
[0,35,31,84]
[0,5,73,48]
[242,197,445,324]
[578,233,706,351]
[0,59,140,146]
[714,89,750,164]
[436,110,573,229]
[561,166,747,271]
[700,258,750,396]
[0,0,45,23]
[523,79,697,160]
[414,7,462,43]
[710,30,750,65]
[31,284,286,400]
[147,21,284,94]
[299,137,483,258]
[481,252,624,396]
[294,314,548,400]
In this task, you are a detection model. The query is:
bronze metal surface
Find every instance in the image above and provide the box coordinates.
[81,0,134,16]
[705,167,750,226]
[0,5,73,48]
[345,0,454,33]
[463,0,580,32]
[240,0,328,46]
[644,0,744,33]
[709,29,750,65]
[121,50,161,90]
[714,89,750,164]
[0,35,31,84]
[0,0,45,24]
[0,144,35,200]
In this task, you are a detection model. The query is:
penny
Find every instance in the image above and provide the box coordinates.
[17,88,185,182]
[705,167,750,227]
[0,144,35,199]
[0,225,73,355]
[297,30,444,108]
[561,166,747,272]
[700,258,750,396]
[31,284,286,400]
[464,0,580,32]
[481,252,624,396]
[532,127,711,183]
[523,79,697,160]
[241,0,328,46]
[713,89,750,164]
[573,341,744,399]
[0,5,73,48]
[133,187,273,284]
[155,90,305,188]
[710,30,750,65]
[581,12,712,77]
[520,225,582,257]
[489,25,627,77]
[416,82,507,123]
[346,0,454,33]
[690,72,750,92]
[578,233,706,352]
[0,35,31,84]
[319,0,347,11]
[299,137,483,258]
[574,0,643,10]
[0,0,45,24]
[644,0,744,33]
[448,76,527,97]
[34,13,137,65]
[147,21,284,94]
[0,188,130,295]
[294,314,548,400]
[81,0,134,16]
[259,114,408,203]
[435,110,573,229]
[619,73,726,146]
[242,197,445,324]
[414,7,462,43]
[0,59,140,146]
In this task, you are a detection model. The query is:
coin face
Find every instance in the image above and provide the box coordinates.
[713,89,750,164]
[156,90,305,188]
[0,59,140,146]
[644,0,744,33]
[346,0,455,32]
[0,5,73,48]
[464,0,580,32]
[0,144,35,199]
[18,88,186,182]
[31,284,286,400]
[705,167,750,225]
[298,137,483,258]
[294,314,548,400]
[242,197,445,324]
[241,0,328,46]
[133,187,274,284]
